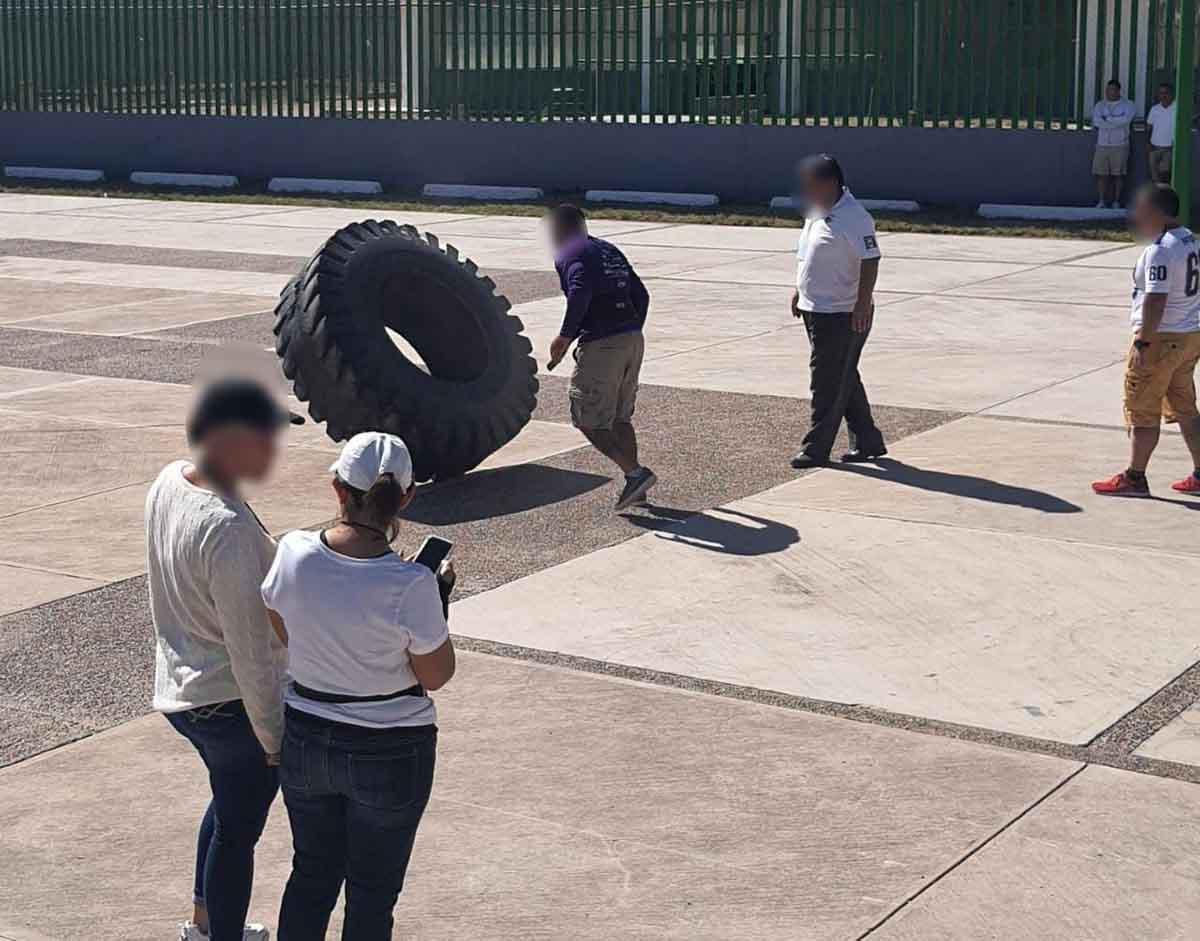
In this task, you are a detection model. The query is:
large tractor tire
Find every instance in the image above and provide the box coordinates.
[273,219,539,481]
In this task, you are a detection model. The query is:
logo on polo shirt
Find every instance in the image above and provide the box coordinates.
[864,235,878,251]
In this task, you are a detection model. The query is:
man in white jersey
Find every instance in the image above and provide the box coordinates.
[1093,184,1200,496]
[789,153,887,468]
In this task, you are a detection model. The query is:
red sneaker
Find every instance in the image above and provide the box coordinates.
[1092,472,1150,497]
[1171,474,1200,494]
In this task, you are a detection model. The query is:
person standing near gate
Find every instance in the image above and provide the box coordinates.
[1092,79,1136,208]
[1146,82,1177,184]
[789,154,887,469]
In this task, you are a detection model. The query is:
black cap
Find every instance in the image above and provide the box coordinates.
[187,378,305,444]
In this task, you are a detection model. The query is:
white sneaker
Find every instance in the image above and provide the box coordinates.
[179,923,271,941]
[1095,200,1107,209]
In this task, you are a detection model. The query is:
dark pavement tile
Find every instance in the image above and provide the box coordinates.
[0,377,955,765]
[0,239,561,308]
[145,311,277,348]
[0,326,213,383]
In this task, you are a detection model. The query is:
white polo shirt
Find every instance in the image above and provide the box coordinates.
[795,189,882,314]
[1148,102,1177,148]
[1131,226,1200,333]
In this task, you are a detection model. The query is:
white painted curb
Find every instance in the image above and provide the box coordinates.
[585,189,719,208]
[978,203,1128,221]
[131,171,238,188]
[268,177,383,196]
[770,195,920,212]
[4,165,105,183]
[423,183,544,201]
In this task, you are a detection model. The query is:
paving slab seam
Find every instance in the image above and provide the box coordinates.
[0,375,92,399]
[450,636,1200,784]
[975,412,1169,434]
[854,764,1089,939]
[0,477,157,526]
[0,558,105,582]
[1087,656,1200,755]
[969,356,1126,416]
[738,495,1200,559]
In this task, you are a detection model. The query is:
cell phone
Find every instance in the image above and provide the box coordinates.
[413,536,454,573]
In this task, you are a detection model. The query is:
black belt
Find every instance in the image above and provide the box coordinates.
[291,681,425,704]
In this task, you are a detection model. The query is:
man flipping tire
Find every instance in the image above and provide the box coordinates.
[789,154,887,469]
[546,204,657,510]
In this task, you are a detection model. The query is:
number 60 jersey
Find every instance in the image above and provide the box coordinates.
[1132,226,1200,333]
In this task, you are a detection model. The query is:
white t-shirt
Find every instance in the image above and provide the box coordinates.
[795,189,882,314]
[1131,227,1200,333]
[147,461,286,753]
[261,530,450,728]
[1148,102,1177,148]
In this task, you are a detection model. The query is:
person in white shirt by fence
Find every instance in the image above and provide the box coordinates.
[1146,82,1178,184]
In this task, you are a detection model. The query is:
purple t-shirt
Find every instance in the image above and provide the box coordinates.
[555,236,650,343]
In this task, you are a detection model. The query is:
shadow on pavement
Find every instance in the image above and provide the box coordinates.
[828,458,1084,513]
[624,505,800,556]
[407,462,611,525]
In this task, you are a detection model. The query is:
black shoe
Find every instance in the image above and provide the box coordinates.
[840,447,888,463]
[616,468,657,510]
[790,452,827,469]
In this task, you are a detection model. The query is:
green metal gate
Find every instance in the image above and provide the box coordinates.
[0,1,1196,128]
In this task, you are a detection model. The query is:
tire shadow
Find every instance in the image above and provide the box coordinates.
[622,504,801,557]
[406,462,611,525]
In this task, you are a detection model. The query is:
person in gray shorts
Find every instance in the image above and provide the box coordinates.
[546,204,656,510]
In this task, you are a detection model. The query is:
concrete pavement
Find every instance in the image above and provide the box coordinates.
[0,193,1197,938]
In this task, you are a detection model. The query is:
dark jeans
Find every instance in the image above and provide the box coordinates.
[165,700,279,941]
[278,707,437,941]
[800,310,885,460]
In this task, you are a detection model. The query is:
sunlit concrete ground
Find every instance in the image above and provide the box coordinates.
[1,194,1198,940]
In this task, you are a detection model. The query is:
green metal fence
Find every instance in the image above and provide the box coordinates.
[0,1,1196,127]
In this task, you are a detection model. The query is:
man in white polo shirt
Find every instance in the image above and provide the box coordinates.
[1146,82,1177,184]
[789,154,887,469]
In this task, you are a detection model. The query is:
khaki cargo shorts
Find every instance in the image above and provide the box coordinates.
[1093,144,1129,176]
[1124,332,1200,427]
[1150,146,1173,179]
[569,330,644,430]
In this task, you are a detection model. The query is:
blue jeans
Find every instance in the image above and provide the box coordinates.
[277,707,437,941]
[165,701,279,941]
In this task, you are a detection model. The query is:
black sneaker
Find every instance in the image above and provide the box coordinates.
[790,452,827,469]
[840,447,888,463]
[616,468,657,510]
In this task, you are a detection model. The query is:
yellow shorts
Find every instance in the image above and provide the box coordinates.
[569,330,644,430]
[1124,332,1200,427]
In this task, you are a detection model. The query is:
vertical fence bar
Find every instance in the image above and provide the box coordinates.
[757,0,765,122]
[2,0,14,109]
[1147,0,1160,103]
[1111,0,1122,89]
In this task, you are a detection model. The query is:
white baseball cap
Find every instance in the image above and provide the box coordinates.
[330,432,414,491]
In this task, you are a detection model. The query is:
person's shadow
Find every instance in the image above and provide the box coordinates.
[827,458,1083,513]
[623,505,800,556]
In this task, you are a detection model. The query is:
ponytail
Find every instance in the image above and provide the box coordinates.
[338,472,406,539]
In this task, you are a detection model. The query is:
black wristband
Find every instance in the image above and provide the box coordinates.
[1134,339,1152,350]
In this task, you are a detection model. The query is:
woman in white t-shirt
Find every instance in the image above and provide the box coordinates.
[261,432,456,941]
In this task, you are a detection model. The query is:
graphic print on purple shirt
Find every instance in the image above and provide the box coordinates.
[554,236,650,343]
